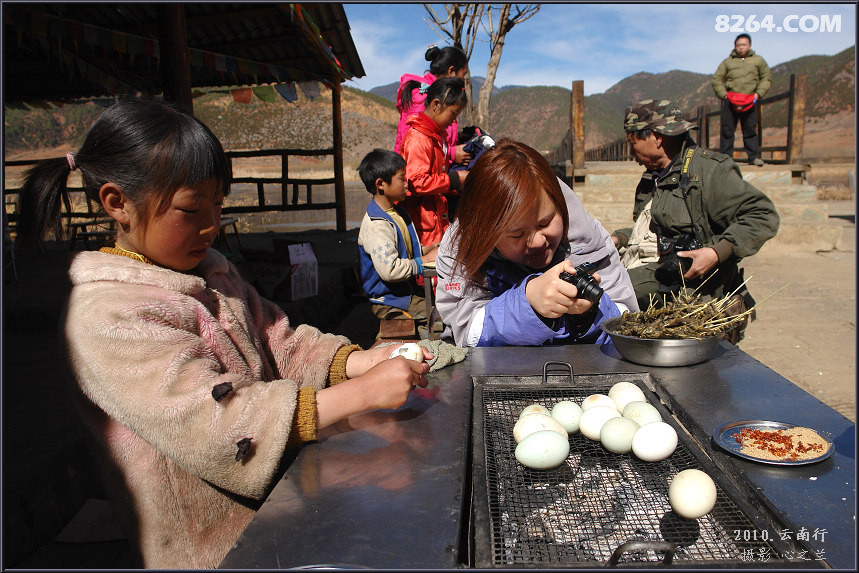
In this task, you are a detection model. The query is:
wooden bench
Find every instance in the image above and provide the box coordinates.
[218,217,243,255]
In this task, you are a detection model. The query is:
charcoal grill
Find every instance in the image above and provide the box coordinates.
[469,362,824,568]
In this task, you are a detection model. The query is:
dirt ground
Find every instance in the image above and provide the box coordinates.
[738,200,855,421]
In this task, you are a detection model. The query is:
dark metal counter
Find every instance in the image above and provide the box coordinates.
[219,343,855,569]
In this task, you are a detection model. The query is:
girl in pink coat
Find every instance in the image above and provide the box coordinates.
[395,44,471,167]
[16,100,430,569]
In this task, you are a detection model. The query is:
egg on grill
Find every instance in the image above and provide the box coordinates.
[669,469,718,519]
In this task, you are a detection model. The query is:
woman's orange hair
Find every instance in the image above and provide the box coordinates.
[450,139,569,282]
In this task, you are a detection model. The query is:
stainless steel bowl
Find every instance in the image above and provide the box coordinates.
[600,316,721,367]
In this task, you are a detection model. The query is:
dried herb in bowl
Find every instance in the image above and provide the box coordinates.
[612,289,753,340]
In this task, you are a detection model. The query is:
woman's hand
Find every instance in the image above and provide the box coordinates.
[525,260,598,319]
[317,357,429,428]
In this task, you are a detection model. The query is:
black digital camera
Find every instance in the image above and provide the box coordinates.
[559,261,604,304]
[654,234,703,286]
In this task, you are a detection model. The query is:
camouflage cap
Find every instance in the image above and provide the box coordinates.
[623,99,697,135]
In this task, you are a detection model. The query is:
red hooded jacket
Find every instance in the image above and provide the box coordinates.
[400,112,462,245]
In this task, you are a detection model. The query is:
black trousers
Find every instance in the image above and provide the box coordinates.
[719,98,759,162]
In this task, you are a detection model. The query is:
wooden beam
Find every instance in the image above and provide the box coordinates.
[332,82,346,232]
[158,4,193,114]
[787,73,807,164]
[572,80,585,171]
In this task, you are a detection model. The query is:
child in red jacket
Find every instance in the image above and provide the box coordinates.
[400,76,469,247]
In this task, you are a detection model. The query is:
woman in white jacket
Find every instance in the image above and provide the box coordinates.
[435,140,638,347]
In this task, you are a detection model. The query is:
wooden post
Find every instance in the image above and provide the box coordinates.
[572,81,585,172]
[787,73,807,164]
[157,5,193,114]
[332,81,346,231]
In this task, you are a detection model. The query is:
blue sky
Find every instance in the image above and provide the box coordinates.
[343,2,856,95]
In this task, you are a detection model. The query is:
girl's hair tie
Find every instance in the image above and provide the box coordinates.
[418,82,430,95]
[66,152,77,171]
[426,43,438,50]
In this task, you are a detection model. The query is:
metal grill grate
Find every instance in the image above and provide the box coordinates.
[475,381,815,567]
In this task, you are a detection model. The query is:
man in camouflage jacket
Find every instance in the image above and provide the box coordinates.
[613,99,780,342]
[712,33,772,166]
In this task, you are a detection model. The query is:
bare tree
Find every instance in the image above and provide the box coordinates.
[424,4,540,130]
[423,3,484,124]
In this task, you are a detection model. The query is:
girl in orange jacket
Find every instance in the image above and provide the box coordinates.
[400,76,469,247]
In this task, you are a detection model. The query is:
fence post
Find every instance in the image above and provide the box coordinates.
[787,73,807,164]
[572,80,585,176]
[700,105,710,149]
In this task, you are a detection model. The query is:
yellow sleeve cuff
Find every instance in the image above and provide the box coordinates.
[287,386,319,446]
[327,343,362,386]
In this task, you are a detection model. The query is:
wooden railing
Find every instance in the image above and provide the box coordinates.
[223,148,341,217]
[548,74,807,175]
[4,147,346,245]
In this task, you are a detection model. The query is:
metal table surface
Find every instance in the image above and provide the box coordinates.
[219,343,855,570]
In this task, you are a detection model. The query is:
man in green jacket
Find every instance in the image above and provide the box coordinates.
[612,99,780,342]
[713,33,772,166]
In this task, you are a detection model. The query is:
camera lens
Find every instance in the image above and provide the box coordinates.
[559,271,604,304]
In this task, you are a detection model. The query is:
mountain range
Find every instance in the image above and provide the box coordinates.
[4,46,853,165]
[372,45,855,153]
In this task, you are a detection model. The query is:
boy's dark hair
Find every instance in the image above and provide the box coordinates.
[425,76,468,110]
[735,33,751,44]
[357,149,407,194]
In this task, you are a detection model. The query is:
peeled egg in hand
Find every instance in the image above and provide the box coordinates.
[513,413,568,443]
[581,393,616,411]
[579,406,621,441]
[550,400,584,434]
[609,382,647,413]
[631,421,678,461]
[599,416,640,454]
[515,430,570,469]
[519,403,551,418]
[622,401,662,427]
[669,469,718,519]
[390,343,424,362]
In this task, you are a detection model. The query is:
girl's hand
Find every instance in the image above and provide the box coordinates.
[454,144,472,165]
[344,344,433,379]
[525,261,598,319]
[316,358,430,428]
[422,241,441,254]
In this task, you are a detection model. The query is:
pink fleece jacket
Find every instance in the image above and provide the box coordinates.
[63,249,349,568]
[394,71,458,164]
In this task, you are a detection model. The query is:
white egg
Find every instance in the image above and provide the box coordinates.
[609,382,647,413]
[550,400,584,434]
[622,401,662,426]
[669,469,718,519]
[581,393,616,411]
[515,430,571,469]
[513,413,568,443]
[579,406,621,441]
[599,417,640,454]
[519,403,551,418]
[631,421,678,461]
[390,343,423,362]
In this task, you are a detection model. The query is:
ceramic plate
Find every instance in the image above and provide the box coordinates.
[713,420,833,466]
